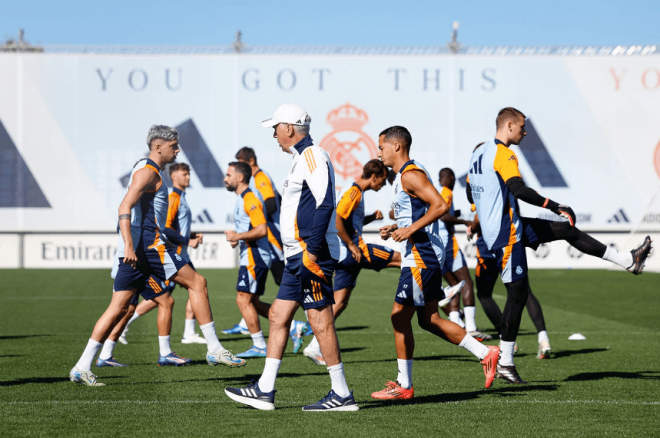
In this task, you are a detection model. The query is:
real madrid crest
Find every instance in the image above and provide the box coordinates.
[319,103,378,190]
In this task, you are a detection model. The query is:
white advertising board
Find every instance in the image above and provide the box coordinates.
[1,53,659,234]
[0,234,21,268]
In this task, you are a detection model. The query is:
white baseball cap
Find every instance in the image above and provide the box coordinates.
[261,103,311,128]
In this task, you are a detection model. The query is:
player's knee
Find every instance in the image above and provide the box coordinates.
[416,314,433,332]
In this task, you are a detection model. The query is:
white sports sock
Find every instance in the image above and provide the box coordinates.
[158,335,172,357]
[125,312,141,330]
[183,319,196,338]
[449,311,465,328]
[397,359,413,389]
[98,340,116,361]
[500,341,516,366]
[538,330,549,344]
[251,331,267,349]
[199,321,224,354]
[238,318,248,329]
[308,336,320,352]
[464,306,477,332]
[290,320,297,331]
[328,363,350,398]
[75,339,102,372]
[602,246,633,269]
[258,358,281,393]
[459,333,489,359]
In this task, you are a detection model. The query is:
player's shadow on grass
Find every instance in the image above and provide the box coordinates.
[551,348,608,359]
[0,355,27,358]
[564,371,660,382]
[361,384,559,409]
[346,354,476,365]
[336,326,369,332]
[0,376,124,386]
[341,347,365,354]
[0,335,52,340]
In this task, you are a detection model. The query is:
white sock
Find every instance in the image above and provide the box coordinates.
[499,340,516,366]
[308,336,320,352]
[464,306,477,332]
[396,359,413,389]
[328,363,350,397]
[183,319,196,338]
[200,321,224,354]
[602,245,633,269]
[159,335,172,357]
[449,311,465,328]
[251,331,267,349]
[75,339,102,372]
[238,318,248,329]
[289,320,297,331]
[538,330,549,344]
[258,358,281,393]
[125,312,141,330]
[98,340,116,361]
[459,333,489,359]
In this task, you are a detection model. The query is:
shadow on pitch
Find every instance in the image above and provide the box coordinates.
[0,376,124,386]
[0,335,53,341]
[564,371,660,382]
[0,355,27,358]
[551,348,608,359]
[360,384,559,409]
[340,347,365,354]
[336,326,369,332]
[346,354,475,365]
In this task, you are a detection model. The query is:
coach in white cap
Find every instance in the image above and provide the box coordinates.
[225,104,358,412]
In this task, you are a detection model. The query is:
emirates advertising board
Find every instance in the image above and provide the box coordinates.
[0,52,659,268]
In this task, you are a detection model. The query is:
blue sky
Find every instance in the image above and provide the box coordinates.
[1,0,659,47]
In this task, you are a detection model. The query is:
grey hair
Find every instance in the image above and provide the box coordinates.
[293,124,310,136]
[146,125,179,149]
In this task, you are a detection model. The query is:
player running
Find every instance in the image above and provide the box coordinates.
[69,125,244,386]
[225,103,358,411]
[466,107,652,383]
[118,163,206,345]
[303,159,401,365]
[371,126,500,400]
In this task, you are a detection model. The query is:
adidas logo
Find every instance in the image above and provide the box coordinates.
[397,291,407,299]
[304,295,315,304]
[607,208,630,223]
[238,280,246,287]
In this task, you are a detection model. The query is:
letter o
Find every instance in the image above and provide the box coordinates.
[277,69,296,91]
[642,69,660,90]
[128,69,148,91]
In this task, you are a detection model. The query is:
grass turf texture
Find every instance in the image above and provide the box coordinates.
[0,268,659,437]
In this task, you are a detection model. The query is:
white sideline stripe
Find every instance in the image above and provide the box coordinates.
[1,399,658,406]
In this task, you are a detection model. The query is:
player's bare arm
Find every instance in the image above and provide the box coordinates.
[225,223,267,245]
[391,170,449,242]
[379,223,398,240]
[117,168,161,266]
[336,213,362,263]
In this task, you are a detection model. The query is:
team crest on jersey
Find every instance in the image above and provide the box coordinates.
[319,103,378,190]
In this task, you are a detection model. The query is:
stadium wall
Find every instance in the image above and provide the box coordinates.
[0,49,658,269]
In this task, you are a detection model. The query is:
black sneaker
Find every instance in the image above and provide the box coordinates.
[496,364,528,384]
[302,390,359,412]
[225,380,276,410]
[628,236,652,275]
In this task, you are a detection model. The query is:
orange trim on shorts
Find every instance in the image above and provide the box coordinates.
[411,245,428,269]
[411,267,424,291]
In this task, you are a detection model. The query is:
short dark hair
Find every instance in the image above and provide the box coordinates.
[235,147,257,165]
[496,107,526,130]
[473,142,485,152]
[228,161,252,184]
[379,126,412,151]
[169,162,190,176]
[361,159,387,179]
[439,167,454,181]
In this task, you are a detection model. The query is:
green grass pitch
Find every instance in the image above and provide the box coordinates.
[1,268,659,437]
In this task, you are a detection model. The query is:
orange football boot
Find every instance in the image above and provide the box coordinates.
[480,345,500,389]
[371,381,414,400]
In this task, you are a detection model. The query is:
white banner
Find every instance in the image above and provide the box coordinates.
[1,53,660,233]
[0,234,21,268]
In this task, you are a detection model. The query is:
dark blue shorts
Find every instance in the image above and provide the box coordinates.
[237,265,269,296]
[395,267,444,307]
[277,252,336,310]
[113,238,188,294]
[334,244,394,291]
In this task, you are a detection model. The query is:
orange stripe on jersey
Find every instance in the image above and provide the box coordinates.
[267,228,283,251]
[166,192,181,228]
[507,208,518,246]
[243,192,267,227]
[358,236,371,263]
[411,267,424,291]
[144,165,163,193]
[440,186,453,206]
[247,248,257,281]
[493,144,522,183]
[303,148,317,173]
[400,164,427,198]
[452,236,460,259]
[501,243,513,273]
[254,171,276,201]
[336,186,362,220]
[411,245,428,269]
[294,215,307,250]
